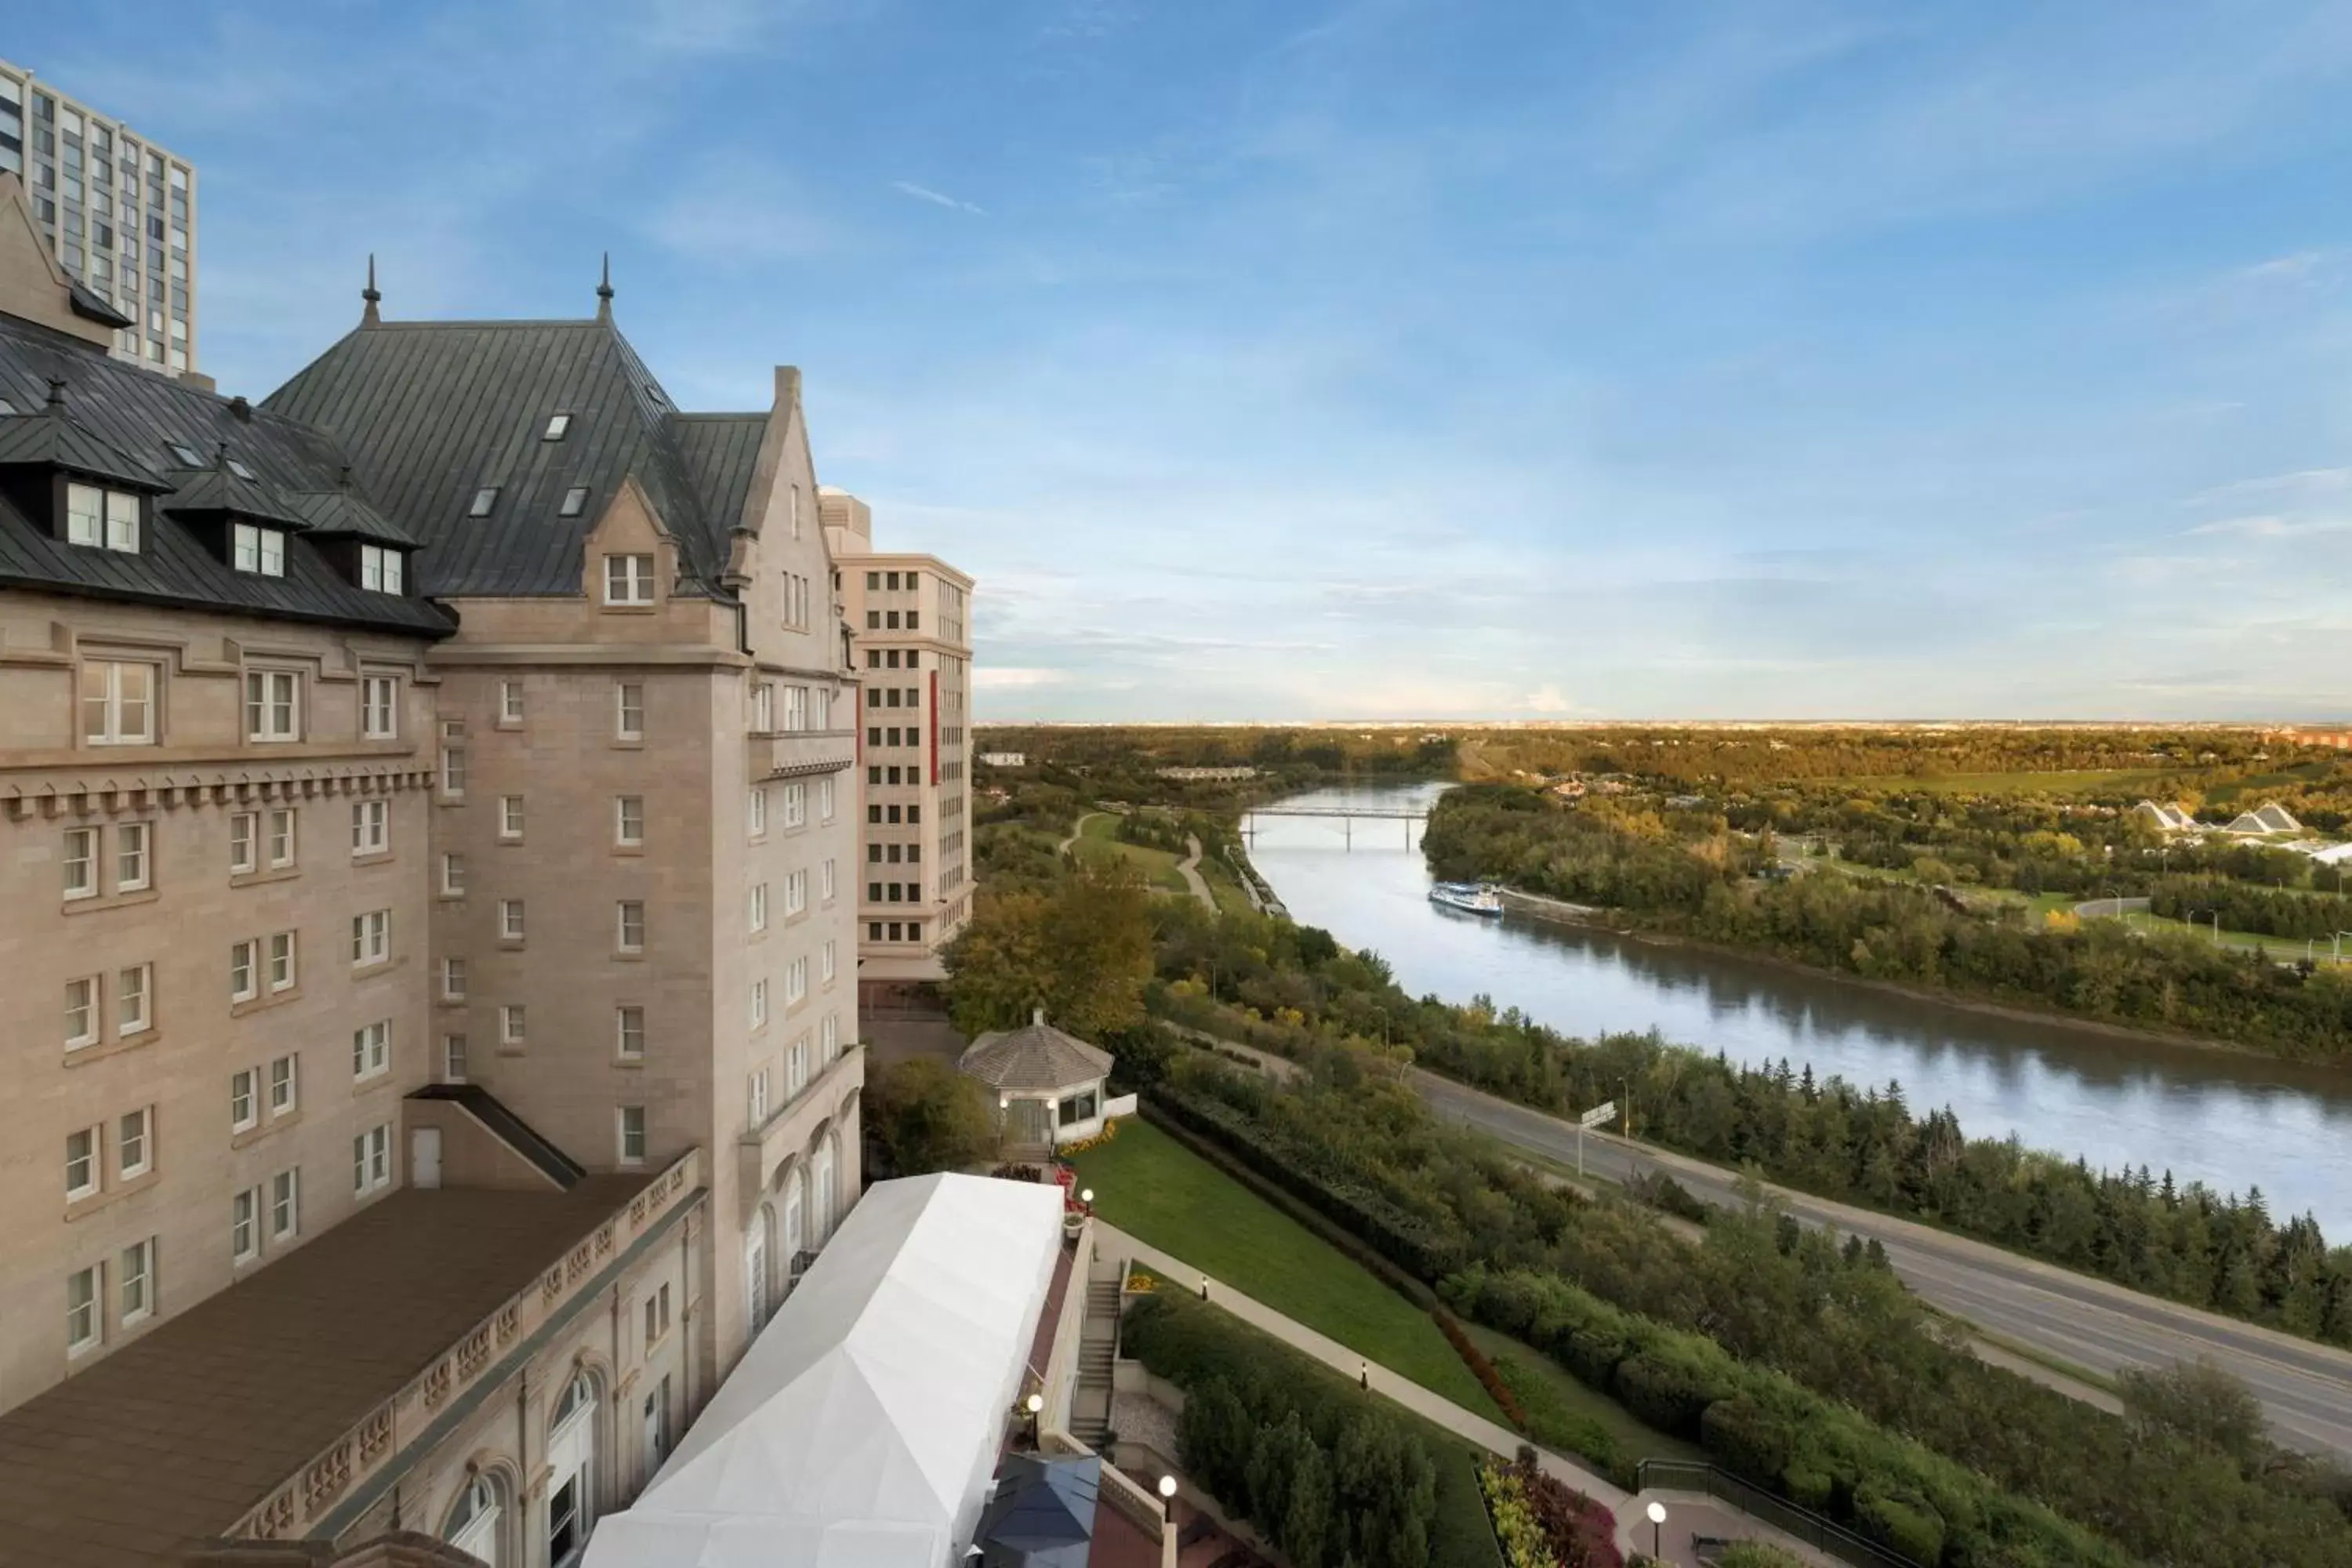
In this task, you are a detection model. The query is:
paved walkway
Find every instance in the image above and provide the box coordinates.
[1176,836,1216,911]
[1058,810,1107,855]
[1094,1221,1840,1567]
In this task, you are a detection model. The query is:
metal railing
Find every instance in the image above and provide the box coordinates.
[1634,1460,1918,1568]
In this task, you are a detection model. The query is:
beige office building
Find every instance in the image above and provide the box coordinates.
[820,486,974,982]
[0,56,198,376]
[0,176,862,1568]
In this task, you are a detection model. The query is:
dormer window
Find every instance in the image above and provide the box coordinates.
[468,487,499,517]
[232,522,285,576]
[560,486,589,517]
[67,482,140,553]
[604,554,655,605]
[359,544,404,594]
[543,414,572,441]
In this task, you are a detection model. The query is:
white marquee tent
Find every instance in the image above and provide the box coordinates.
[583,1172,1067,1568]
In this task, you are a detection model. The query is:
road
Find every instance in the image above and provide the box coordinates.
[1412,1069,2352,1458]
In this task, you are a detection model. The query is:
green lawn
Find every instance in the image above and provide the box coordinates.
[1071,812,1191,894]
[1068,1119,1505,1420]
[1196,854,1257,916]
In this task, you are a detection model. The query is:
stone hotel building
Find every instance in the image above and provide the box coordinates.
[0,170,863,1568]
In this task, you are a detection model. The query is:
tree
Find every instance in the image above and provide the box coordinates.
[865,1057,996,1177]
[2118,1358,2269,1470]
[943,860,1153,1038]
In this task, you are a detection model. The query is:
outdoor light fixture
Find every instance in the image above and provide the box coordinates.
[1025,1391,1044,1446]
[1025,1393,1044,1414]
[1359,1360,1370,1391]
[1080,1189,1094,1204]
[1646,1500,1667,1557]
[1158,1475,1178,1501]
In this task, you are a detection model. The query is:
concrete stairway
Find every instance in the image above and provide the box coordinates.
[1071,1276,1122,1446]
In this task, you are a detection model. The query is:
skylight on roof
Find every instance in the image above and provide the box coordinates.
[227,458,257,481]
[543,414,572,441]
[0,398,15,416]
[560,486,590,518]
[167,441,201,466]
[469,486,499,518]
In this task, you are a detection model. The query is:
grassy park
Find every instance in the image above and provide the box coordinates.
[1069,811,1192,895]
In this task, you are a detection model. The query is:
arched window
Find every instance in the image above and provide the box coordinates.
[784,1166,808,1283]
[746,1206,772,1331]
[547,1370,599,1566]
[813,1138,837,1245]
[445,1471,504,1567]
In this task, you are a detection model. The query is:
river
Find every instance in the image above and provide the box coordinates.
[1245,780,2352,1235]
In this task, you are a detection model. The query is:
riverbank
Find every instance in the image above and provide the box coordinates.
[1494,883,2352,1070]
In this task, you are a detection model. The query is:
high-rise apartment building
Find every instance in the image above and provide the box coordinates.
[0,57,198,377]
[820,486,975,982]
[0,191,862,1568]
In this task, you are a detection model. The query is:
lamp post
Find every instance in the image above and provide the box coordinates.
[1025,1392,1043,1447]
[1646,1500,1667,1559]
[1157,1475,1178,1508]
[1359,1360,1370,1392]
[1620,1076,1634,1139]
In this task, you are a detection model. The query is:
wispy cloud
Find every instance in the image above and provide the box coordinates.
[891,180,986,216]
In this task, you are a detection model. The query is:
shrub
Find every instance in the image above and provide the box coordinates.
[1490,1352,1618,1474]
[1855,1480,1947,1566]
[1701,1397,1793,1482]
[1613,1353,1715,1440]
[1435,1308,1529,1428]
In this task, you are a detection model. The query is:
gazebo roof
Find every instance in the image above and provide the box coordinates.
[959,1012,1113,1093]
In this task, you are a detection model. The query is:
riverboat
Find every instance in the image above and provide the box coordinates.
[1428,881,1504,916]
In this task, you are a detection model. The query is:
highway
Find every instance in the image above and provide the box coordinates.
[1412,1068,2352,1459]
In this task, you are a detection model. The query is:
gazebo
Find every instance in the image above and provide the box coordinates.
[960,1010,1115,1154]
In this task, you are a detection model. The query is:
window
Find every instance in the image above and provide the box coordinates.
[112,821,151,891]
[616,900,645,953]
[351,909,390,966]
[619,1106,646,1165]
[66,977,97,1049]
[67,1266,100,1355]
[784,685,808,732]
[117,964,150,1036]
[500,899,525,941]
[822,938,837,983]
[66,481,140,552]
[353,1124,390,1194]
[120,1239,153,1323]
[67,1127,99,1200]
[822,1011,838,1058]
[501,1005,525,1046]
[361,675,397,738]
[748,786,767,838]
[227,457,257,482]
[351,799,388,855]
[119,1108,150,1178]
[644,1294,659,1346]
[782,782,806,829]
[441,852,465,895]
[784,869,808,917]
[231,1188,261,1263]
[231,523,285,576]
[544,413,572,441]
[352,1019,390,1080]
[821,858,837,902]
[64,826,96,899]
[617,1006,645,1060]
[230,1069,257,1133]
[788,1036,808,1096]
[269,1054,297,1115]
[499,795,524,840]
[499,679,524,724]
[82,659,155,744]
[230,811,257,874]
[786,956,808,1007]
[750,882,768,932]
[441,746,467,797]
[604,553,655,604]
[560,486,589,517]
[231,938,259,1002]
[615,796,644,846]
[267,808,296,867]
[753,682,775,732]
[750,978,768,1029]
[616,681,644,740]
[444,1034,469,1082]
[270,1169,299,1240]
[468,486,499,517]
[750,1065,771,1125]
[360,544,403,593]
[442,956,467,1000]
[244,670,299,742]
[818,777,834,822]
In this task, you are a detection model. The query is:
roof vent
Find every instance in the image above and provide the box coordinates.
[229,395,252,423]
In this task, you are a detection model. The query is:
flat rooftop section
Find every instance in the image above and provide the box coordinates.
[0,1176,650,1568]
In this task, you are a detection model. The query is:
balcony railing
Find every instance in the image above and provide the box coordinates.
[229,1148,704,1542]
[750,728,858,780]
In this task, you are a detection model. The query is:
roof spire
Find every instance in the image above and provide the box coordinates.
[361,253,382,327]
[595,252,614,323]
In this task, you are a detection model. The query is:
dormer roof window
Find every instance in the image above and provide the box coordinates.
[166,441,203,468]
[232,521,285,576]
[227,457,258,481]
[67,481,141,553]
[360,543,405,594]
[543,414,572,441]
[560,485,589,517]
[469,486,499,517]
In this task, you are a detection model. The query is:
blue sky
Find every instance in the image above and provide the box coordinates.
[16,1,2352,720]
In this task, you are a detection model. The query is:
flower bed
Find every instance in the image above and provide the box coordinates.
[1478,1458,1622,1568]
[1436,1308,1529,1428]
